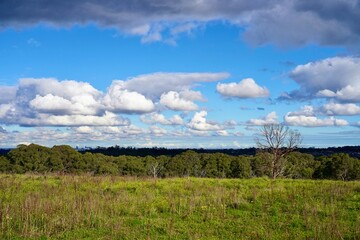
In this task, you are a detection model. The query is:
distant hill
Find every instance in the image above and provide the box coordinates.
[0,149,11,156]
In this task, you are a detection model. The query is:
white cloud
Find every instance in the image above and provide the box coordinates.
[160,91,198,111]
[288,57,360,102]
[287,105,316,117]
[29,94,73,114]
[29,94,101,115]
[140,113,184,125]
[321,102,360,116]
[179,89,205,101]
[187,129,211,137]
[19,111,129,127]
[120,125,147,136]
[216,130,229,136]
[284,114,348,127]
[19,78,102,100]
[129,24,151,35]
[19,78,104,116]
[103,81,155,113]
[0,74,227,128]
[0,104,12,118]
[217,78,270,98]
[149,125,167,136]
[74,126,93,134]
[317,85,360,102]
[0,86,17,104]
[121,72,230,99]
[187,111,223,131]
[247,111,278,126]
[169,115,185,125]
[285,105,349,127]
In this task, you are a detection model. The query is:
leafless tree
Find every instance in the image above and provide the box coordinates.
[147,161,163,178]
[255,124,302,179]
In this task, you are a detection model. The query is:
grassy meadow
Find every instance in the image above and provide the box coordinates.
[0,174,360,239]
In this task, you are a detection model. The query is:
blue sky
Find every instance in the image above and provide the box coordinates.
[0,0,360,148]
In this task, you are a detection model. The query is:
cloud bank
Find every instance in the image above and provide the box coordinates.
[284,106,349,127]
[0,72,227,127]
[2,0,360,48]
[285,57,360,102]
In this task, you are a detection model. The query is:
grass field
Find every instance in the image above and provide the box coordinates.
[0,174,360,239]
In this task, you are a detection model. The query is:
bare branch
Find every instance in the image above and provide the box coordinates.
[254,124,302,179]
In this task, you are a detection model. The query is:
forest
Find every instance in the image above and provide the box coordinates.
[1,143,360,180]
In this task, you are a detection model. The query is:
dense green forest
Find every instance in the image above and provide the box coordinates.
[1,144,360,180]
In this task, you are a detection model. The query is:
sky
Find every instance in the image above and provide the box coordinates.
[0,0,360,148]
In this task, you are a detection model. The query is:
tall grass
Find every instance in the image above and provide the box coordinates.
[0,174,359,239]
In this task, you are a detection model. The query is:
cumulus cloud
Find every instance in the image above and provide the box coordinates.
[285,57,360,102]
[120,125,147,136]
[20,78,102,101]
[0,86,17,104]
[19,78,103,115]
[317,85,360,102]
[284,114,349,127]
[187,111,223,131]
[287,105,316,117]
[217,78,269,98]
[160,91,198,111]
[216,130,229,137]
[179,89,205,101]
[103,81,155,114]
[284,105,349,127]
[121,72,229,99]
[2,0,360,48]
[149,125,167,136]
[0,73,223,127]
[140,113,184,125]
[19,111,129,127]
[246,111,278,126]
[0,78,142,127]
[0,104,12,118]
[30,94,101,115]
[321,102,360,116]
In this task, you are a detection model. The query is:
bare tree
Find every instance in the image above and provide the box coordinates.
[148,161,163,178]
[255,124,302,179]
[145,156,164,178]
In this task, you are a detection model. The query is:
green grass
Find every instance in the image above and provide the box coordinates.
[0,174,360,239]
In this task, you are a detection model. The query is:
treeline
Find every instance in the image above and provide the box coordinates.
[82,146,257,157]
[83,145,360,158]
[0,144,360,180]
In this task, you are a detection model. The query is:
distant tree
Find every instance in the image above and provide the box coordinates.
[315,153,359,180]
[123,156,146,176]
[166,151,201,177]
[0,156,11,172]
[255,124,302,179]
[251,152,272,177]
[283,152,319,179]
[201,154,219,178]
[52,145,83,173]
[229,156,251,178]
[8,144,52,173]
